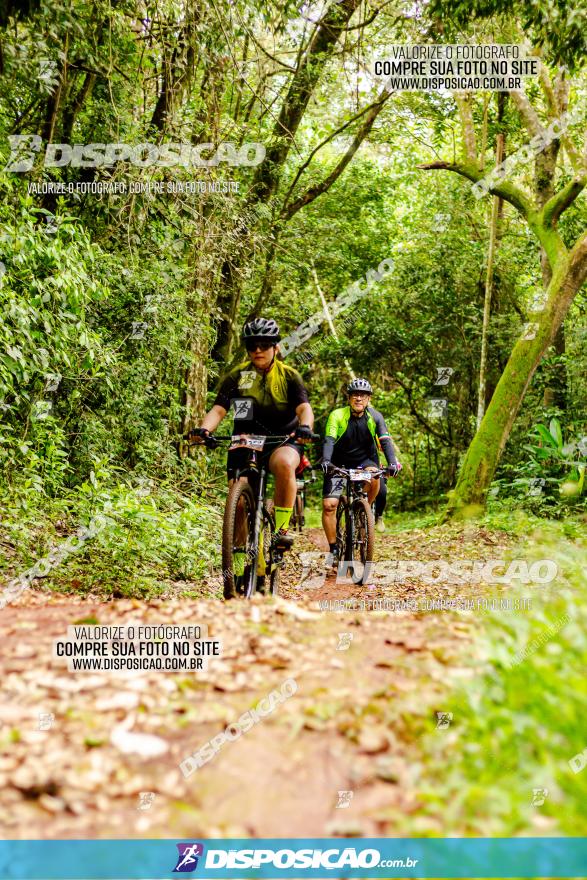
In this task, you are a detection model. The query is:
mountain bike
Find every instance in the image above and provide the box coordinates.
[326,465,384,585]
[290,454,316,532]
[189,432,319,600]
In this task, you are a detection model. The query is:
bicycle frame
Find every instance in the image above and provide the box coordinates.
[188,430,319,598]
[242,454,274,598]
[232,436,319,595]
[330,465,383,584]
[230,438,286,598]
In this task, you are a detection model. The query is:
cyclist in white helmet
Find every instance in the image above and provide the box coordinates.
[321,378,401,566]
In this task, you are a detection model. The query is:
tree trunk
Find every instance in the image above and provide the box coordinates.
[212,0,363,363]
[446,236,587,514]
[182,330,208,435]
[421,74,585,516]
[40,33,68,143]
[542,323,567,409]
[477,132,504,429]
[181,209,218,435]
[61,71,96,142]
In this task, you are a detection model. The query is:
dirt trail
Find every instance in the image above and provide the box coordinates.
[0,523,510,839]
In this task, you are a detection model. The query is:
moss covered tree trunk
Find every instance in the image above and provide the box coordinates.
[446,230,587,513]
[422,67,586,515]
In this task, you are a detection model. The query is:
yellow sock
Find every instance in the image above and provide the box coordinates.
[274,506,293,532]
[257,529,266,575]
[233,552,246,576]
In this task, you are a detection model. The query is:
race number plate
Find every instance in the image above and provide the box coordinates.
[349,469,371,482]
[229,434,266,451]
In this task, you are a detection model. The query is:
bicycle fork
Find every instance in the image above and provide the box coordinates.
[246,470,267,598]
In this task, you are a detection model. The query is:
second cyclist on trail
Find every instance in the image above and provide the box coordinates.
[321,378,401,567]
[191,318,315,569]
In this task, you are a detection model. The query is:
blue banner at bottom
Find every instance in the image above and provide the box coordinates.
[0,837,585,879]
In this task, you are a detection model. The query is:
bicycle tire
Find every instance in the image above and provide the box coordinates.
[294,494,304,532]
[260,502,282,597]
[222,480,256,600]
[335,496,349,564]
[351,496,374,584]
[270,565,281,596]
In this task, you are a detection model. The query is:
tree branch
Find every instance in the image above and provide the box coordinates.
[392,374,450,443]
[280,92,389,211]
[418,160,533,219]
[251,0,362,203]
[543,176,587,226]
[538,64,558,115]
[281,87,392,219]
[562,129,584,173]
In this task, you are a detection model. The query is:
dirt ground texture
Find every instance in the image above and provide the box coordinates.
[0,522,523,840]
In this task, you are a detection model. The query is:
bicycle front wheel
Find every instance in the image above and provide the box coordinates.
[351,497,375,584]
[294,493,304,532]
[222,480,257,600]
[335,496,349,565]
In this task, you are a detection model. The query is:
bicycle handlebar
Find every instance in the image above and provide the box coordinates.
[326,465,385,478]
[186,431,321,449]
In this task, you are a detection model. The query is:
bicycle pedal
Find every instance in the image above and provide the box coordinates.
[271,531,294,551]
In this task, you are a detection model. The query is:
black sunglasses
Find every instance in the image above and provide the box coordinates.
[246,341,274,352]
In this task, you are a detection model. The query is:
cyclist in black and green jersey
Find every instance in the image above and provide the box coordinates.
[321,378,401,566]
[191,318,315,559]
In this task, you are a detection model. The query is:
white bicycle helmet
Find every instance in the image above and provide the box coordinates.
[347,377,372,394]
[242,317,281,343]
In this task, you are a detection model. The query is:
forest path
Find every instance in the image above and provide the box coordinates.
[0,522,512,838]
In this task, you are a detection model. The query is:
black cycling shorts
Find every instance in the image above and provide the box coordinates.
[227,438,303,480]
[322,459,379,499]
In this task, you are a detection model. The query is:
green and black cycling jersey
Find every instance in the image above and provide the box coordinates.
[322,405,397,467]
[214,359,309,436]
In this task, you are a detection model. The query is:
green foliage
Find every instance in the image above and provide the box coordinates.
[0,473,223,598]
[427,0,587,69]
[492,417,586,516]
[0,0,585,591]
[0,189,112,492]
[417,523,587,834]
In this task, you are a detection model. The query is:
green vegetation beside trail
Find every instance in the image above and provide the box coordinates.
[414,521,587,836]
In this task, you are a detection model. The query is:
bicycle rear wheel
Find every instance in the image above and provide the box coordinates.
[351,497,374,584]
[222,480,256,600]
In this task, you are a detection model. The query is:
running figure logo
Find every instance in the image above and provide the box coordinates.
[336,790,354,809]
[173,843,205,873]
[232,398,253,420]
[239,370,256,391]
[436,711,453,729]
[434,367,454,386]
